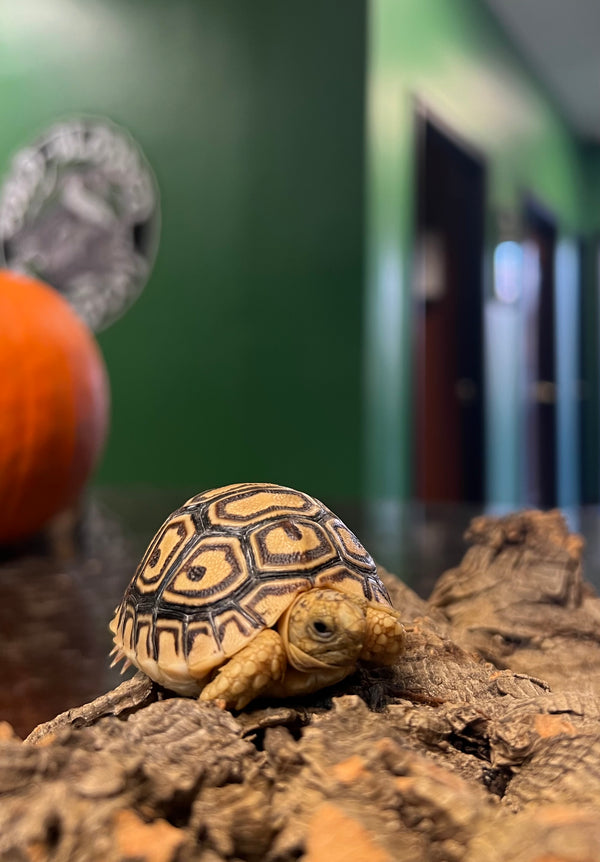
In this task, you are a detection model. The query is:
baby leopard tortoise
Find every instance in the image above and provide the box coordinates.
[110,482,405,709]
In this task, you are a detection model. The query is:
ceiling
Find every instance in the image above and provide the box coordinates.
[483,0,600,142]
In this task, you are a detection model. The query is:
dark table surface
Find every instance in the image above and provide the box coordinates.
[2,487,600,738]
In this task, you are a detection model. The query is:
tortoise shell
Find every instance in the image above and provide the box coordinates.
[110,482,391,694]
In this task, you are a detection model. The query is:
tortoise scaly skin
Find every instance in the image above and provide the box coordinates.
[110,483,405,709]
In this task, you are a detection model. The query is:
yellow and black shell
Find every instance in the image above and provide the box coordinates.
[110,482,391,694]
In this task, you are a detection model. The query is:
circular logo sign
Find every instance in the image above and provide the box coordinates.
[0,117,160,331]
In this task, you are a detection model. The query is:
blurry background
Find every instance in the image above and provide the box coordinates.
[0,0,367,499]
[2,0,600,733]
[2,0,598,510]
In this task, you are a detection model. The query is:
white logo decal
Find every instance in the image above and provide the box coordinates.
[0,117,160,331]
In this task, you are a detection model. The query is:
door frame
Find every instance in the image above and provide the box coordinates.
[412,101,488,502]
[522,193,558,508]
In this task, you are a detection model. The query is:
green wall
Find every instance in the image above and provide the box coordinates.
[0,0,366,501]
[365,0,593,503]
[582,145,600,235]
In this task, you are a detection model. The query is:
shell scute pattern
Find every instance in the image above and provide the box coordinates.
[326,516,378,571]
[249,519,337,573]
[162,536,247,606]
[133,514,195,595]
[205,485,322,529]
[111,483,391,693]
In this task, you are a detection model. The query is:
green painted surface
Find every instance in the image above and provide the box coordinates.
[0,0,367,501]
[365,0,595,503]
[583,146,600,235]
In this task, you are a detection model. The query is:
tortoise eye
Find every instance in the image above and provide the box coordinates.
[312,620,333,638]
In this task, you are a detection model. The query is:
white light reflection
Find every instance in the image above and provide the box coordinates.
[555,239,581,512]
[486,239,525,507]
[363,241,406,508]
[485,299,521,507]
[0,0,125,71]
[493,240,523,304]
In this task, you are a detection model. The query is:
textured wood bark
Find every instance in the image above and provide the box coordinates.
[2,510,600,861]
[429,509,600,690]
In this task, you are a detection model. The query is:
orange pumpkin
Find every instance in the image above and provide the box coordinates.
[0,270,109,544]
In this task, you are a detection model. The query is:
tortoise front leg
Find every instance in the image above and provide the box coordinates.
[359,605,405,665]
[199,629,286,710]
[264,664,353,699]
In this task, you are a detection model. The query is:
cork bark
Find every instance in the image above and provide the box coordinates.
[2,509,600,861]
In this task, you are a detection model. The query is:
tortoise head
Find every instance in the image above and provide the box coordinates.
[278,588,366,672]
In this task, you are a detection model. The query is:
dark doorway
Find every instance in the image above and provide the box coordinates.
[580,236,599,504]
[413,115,486,502]
[522,199,557,508]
